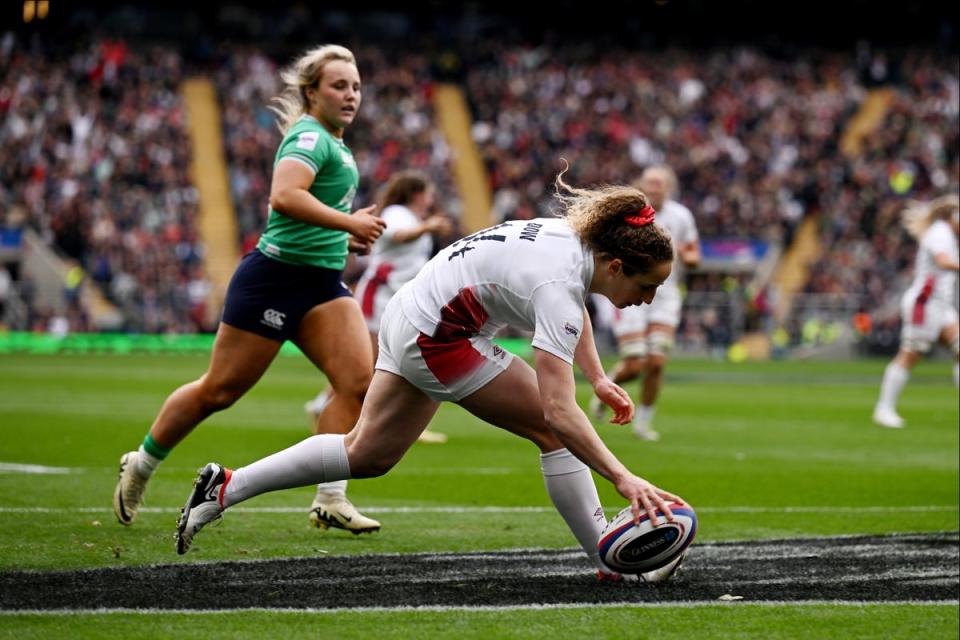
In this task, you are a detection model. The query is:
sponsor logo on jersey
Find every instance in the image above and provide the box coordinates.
[340,149,356,167]
[296,131,319,151]
[564,322,579,337]
[492,344,504,359]
[261,308,286,330]
[263,243,280,256]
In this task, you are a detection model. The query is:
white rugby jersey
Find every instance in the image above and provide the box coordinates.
[906,219,959,304]
[655,199,699,290]
[363,204,434,290]
[398,217,593,363]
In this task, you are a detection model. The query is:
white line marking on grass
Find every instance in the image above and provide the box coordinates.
[0,462,75,475]
[0,601,956,615]
[0,505,956,515]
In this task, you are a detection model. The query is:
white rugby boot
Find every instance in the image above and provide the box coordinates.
[175,463,230,555]
[640,553,685,584]
[872,406,905,429]
[113,451,148,526]
[309,494,381,534]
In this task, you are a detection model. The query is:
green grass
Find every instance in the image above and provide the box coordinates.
[0,353,957,637]
[1,604,958,640]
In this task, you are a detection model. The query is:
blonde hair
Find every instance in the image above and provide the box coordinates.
[556,171,673,276]
[901,195,959,240]
[270,44,357,134]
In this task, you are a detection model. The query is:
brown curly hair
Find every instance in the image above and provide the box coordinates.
[555,172,673,276]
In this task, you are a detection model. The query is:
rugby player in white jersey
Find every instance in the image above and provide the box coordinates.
[874,195,959,428]
[175,174,690,583]
[591,166,700,440]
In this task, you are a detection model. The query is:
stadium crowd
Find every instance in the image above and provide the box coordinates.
[0,36,206,333]
[1,30,957,352]
[802,52,959,350]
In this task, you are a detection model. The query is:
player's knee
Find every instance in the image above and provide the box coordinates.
[647,331,675,358]
[619,340,647,361]
[349,453,397,478]
[621,355,645,378]
[200,383,245,412]
[645,355,667,376]
[330,370,372,405]
[524,421,564,452]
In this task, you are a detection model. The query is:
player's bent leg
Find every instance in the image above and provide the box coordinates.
[874,348,921,428]
[295,299,381,531]
[296,298,374,436]
[115,324,280,526]
[458,359,610,575]
[939,322,959,387]
[152,323,282,447]
[635,325,674,441]
[344,370,441,477]
[312,372,438,534]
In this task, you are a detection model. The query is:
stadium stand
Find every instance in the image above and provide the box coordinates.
[1,3,956,358]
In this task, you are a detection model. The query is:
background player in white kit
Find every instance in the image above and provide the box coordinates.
[306,170,453,443]
[590,165,700,441]
[873,195,959,428]
[175,175,692,583]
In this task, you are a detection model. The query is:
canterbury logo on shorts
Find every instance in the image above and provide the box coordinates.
[261,308,286,330]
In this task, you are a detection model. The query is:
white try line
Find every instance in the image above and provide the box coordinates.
[0,505,956,515]
[0,463,74,475]
[0,600,956,616]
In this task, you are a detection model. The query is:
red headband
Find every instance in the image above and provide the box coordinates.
[624,205,656,227]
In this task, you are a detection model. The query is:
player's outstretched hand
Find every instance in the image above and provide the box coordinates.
[615,474,683,527]
[351,205,387,243]
[592,378,634,425]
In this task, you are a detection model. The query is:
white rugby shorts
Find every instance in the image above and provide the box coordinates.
[900,293,959,351]
[376,296,513,402]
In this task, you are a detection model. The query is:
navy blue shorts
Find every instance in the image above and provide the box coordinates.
[221,250,352,342]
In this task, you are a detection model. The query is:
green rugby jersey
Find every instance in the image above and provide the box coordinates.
[257,115,359,269]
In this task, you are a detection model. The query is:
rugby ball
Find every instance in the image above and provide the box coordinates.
[597,501,697,574]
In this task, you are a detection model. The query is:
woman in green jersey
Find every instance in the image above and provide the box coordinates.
[114,45,387,535]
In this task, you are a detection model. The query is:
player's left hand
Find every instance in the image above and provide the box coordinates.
[348,236,372,255]
[592,378,633,425]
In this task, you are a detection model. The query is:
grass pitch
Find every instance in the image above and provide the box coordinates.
[0,353,957,637]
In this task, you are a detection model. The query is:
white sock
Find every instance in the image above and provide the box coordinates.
[540,448,608,572]
[135,445,163,479]
[315,479,348,499]
[636,404,656,429]
[877,362,909,411]
[222,434,350,508]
